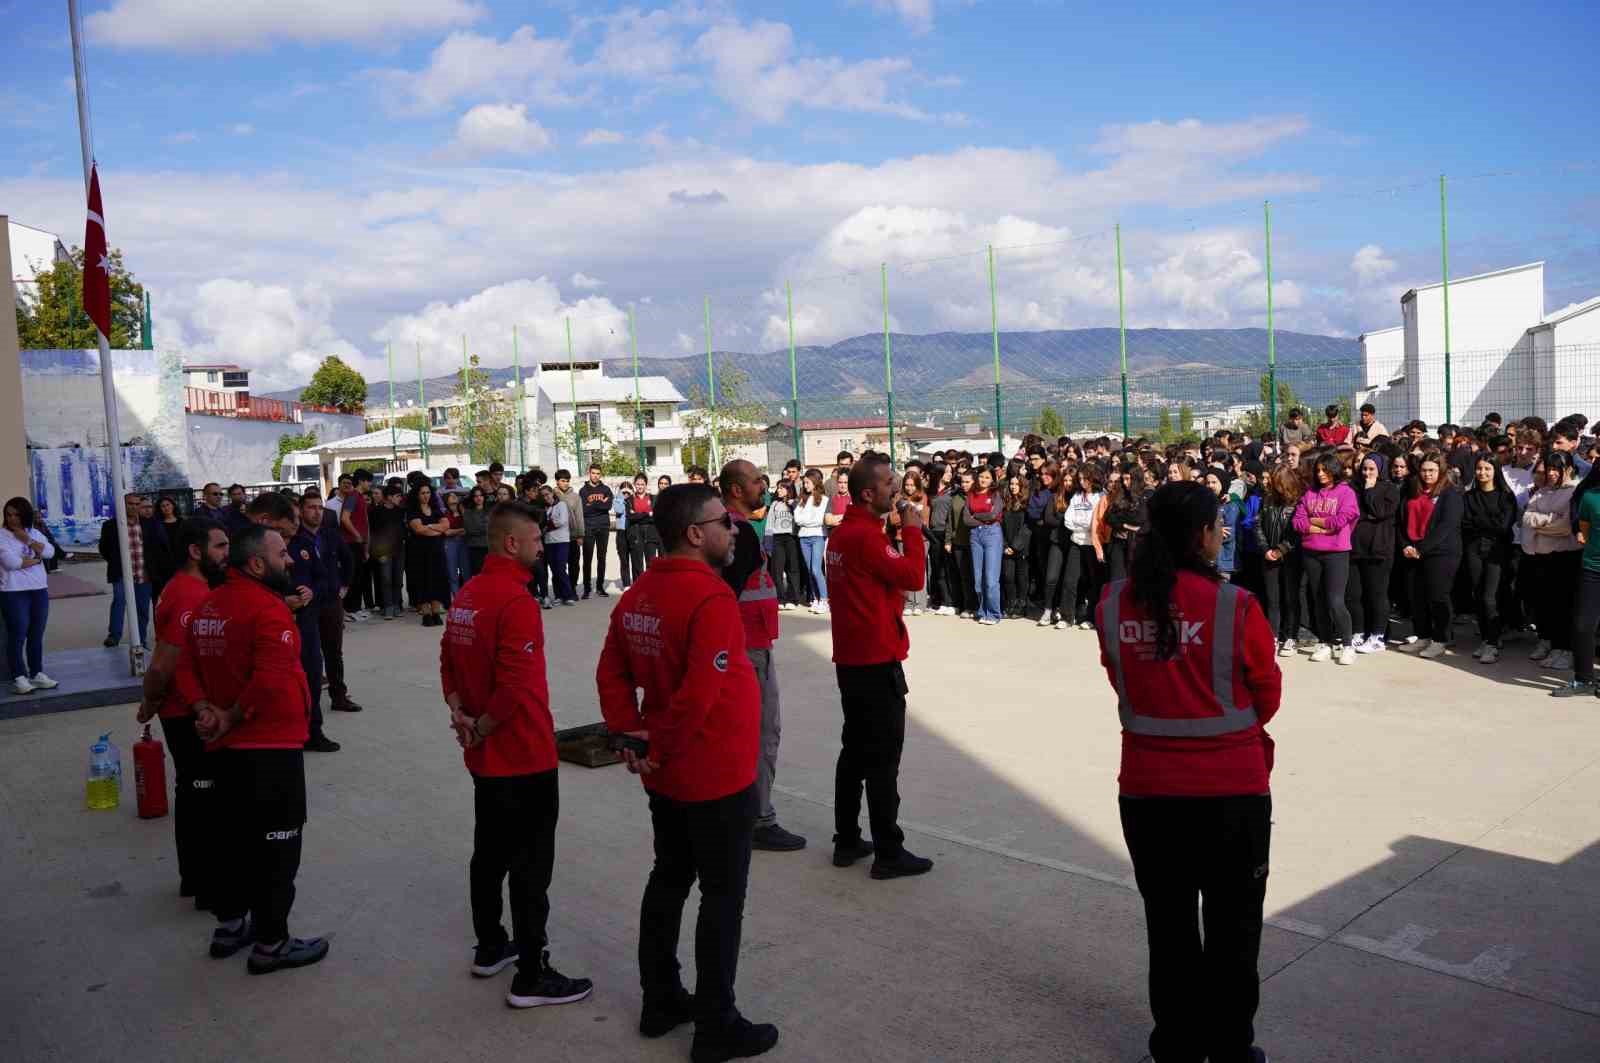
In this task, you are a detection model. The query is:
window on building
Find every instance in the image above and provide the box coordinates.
[430,407,449,427]
[222,371,249,388]
[206,370,219,384]
[838,437,856,454]
[575,409,601,437]
[640,407,657,429]
[643,445,658,467]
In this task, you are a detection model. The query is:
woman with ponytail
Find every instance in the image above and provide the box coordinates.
[1096,481,1280,1063]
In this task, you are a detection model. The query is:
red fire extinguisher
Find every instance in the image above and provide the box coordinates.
[134,724,169,820]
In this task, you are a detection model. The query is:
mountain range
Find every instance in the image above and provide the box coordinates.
[265,327,1361,417]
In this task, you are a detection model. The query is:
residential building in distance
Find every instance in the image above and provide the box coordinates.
[507,360,688,478]
[281,428,471,491]
[763,418,913,469]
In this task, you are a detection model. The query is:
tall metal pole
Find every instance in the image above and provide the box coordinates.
[630,306,644,470]
[512,325,525,470]
[1440,174,1453,425]
[565,317,579,470]
[1264,203,1278,436]
[1116,224,1129,439]
[417,341,428,466]
[705,295,719,470]
[386,342,397,464]
[881,262,895,466]
[68,0,141,669]
[787,280,801,464]
[988,245,1002,452]
[141,288,152,349]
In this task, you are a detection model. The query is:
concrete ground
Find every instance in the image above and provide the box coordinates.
[2,584,1598,1062]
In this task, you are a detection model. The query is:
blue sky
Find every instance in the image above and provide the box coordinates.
[3,0,1597,388]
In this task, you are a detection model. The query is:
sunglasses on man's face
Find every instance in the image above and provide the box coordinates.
[692,512,735,531]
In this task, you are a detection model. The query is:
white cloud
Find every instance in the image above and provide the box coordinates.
[86,0,485,52]
[163,131,198,144]
[695,19,933,123]
[1091,115,1311,159]
[1351,243,1397,283]
[229,123,255,136]
[581,128,627,146]
[866,0,935,34]
[372,26,575,113]
[0,118,1338,389]
[448,103,553,158]
[371,278,628,368]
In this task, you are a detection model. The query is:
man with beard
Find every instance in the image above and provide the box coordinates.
[597,484,778,1061]
[138,517,229,908]
[179,524,330,974]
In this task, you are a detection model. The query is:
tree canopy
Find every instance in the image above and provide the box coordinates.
[15,245,145,349]
[299,356,369,413]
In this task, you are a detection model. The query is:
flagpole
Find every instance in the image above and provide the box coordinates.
[68,0,142,673]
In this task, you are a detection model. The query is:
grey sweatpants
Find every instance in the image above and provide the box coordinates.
[747,647,781,828]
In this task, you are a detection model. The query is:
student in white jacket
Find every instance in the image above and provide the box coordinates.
[1,497,59,695]
[793,471,830,613]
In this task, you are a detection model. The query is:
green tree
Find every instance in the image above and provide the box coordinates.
[1156,408,1174,442]
[299,356,369,413]
[1032,405,1065,438]
[451,351,518,466]
[272,432,317,481]
[553,423,636,476]
[1235,373,1305,440]
[15,245,145,349]
[682,364,770,471]
[1177,403,1195,438]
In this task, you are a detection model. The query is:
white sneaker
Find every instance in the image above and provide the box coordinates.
[1037,612,1054,628]
[1364,636,1386,654]
[1529,639,1552,661]
[1397,638,1430,654]
[1471,641,1489,661]
[1419,640,1447,659]
[939,606,956,616]
[1077,620,1095,631]
[1336,645,1358,666]
[1298,640,1318,654]
[1542,649,1572,671]
[28,672,58,690]
[355,609,371,622]
[1308,644,1332,663]
[1479,646,1500,664]
[1354,634,1378,654]
[1278,639,1296,657]
[10,676,33,695]
[979,617,998,626]
[1054,618,1068,631]
[815,601,829,615]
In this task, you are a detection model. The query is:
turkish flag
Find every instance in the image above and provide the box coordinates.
[83,161,112,339]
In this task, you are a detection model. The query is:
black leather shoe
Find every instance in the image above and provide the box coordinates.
[870,849,934,880]
[640,986,695,1038]
[831,837,875,867]
[330,700,363,713]
[690,1016,779,1062]
[752,824,807,852]
[304,734,341,753]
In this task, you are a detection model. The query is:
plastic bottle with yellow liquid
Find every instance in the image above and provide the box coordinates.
[86,732,120,810]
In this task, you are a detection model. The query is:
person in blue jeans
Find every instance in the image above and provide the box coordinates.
[966,467,1004,624]
[794,471,830,613]
[100,493,153,647]
[2,497,59,694]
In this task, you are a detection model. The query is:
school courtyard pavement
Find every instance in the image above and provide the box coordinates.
[3,587,1598,1062]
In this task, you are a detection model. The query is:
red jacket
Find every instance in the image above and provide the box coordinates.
[596,556,758,802]
[1095,570,1281,797]
[440,554,556,777]
[153,572,210,720]
[176,570,310,751]
[825,505,925,666]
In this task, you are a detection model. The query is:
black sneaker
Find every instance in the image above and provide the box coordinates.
[505,949,593,1009]
[582,591,592,600]
[831,836,874,867]
[1551,680,1597,698]
[639,986,695,1038]
[870,849,934,880]
[752,824,807,852]
[247,935,330,975]
[103,636,118,648]
[690,1016,780,1063]
[304,734,341,753]
[209,916,253,958]
[330,700,363,713]
[470,938,518,977]
[597,589,610,597]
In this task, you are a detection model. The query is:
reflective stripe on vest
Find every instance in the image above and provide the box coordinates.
[1099,578,1259,737]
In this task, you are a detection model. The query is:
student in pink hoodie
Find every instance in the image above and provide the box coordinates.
[1292,452,1360,664]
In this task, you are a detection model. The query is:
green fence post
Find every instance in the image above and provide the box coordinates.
[565,317,579,470]
[630,306,644,470]
[787,280,800,463]
[1265,202,1277,436]
[141,289,152,350]
[416,341,428,466]
[705,295,718,471]
[1440,174,1453,424]
[988,244,1002,452]
[386,342,397,464]
[461,333,472,462]
[881,262,895,466]
[1116,224,1129,438]
[512,325,525,470]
